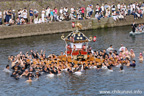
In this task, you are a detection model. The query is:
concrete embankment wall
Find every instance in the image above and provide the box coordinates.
[0,16,143,39]
[0,0,143,12]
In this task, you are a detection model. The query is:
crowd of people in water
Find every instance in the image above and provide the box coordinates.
[3,44,144,82]
[0,2,144,26]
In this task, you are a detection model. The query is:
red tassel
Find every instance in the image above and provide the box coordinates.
[72,22,75,28]
[93,36,96,42]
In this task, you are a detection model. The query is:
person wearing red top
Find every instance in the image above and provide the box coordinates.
[81,7,85,19]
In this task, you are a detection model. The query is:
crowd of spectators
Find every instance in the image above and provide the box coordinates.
[0,2,144,26]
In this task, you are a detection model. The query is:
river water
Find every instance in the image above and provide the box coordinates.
[0,26,144,96]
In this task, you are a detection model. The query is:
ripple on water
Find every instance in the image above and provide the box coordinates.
[0,26,144,96]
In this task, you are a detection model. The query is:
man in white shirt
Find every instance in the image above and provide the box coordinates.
[22,10,28,22]
[86,5,90,16]
[119,44,126,51]
[107,45,114,52]
[59,7,63,14]
[46,6,50,17]
[71,7,75,14]
[132,2,136,10]
[41,8,45,23]
[111,3,116,12]
[64,7,68,13]
[101,4,105,12]
[117,2,121,10]
[95,4,100,14]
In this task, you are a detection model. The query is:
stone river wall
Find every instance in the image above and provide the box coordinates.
[0,16,143,39]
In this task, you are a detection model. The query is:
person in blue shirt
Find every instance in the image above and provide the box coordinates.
[50,9,54,22]
[29,8,33,23]
[130,60,136,67]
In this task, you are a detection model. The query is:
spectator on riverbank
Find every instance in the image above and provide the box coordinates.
[53,7,58,21]
[0,10,2,25]
[5,9,12,26]
[41,8,45,23]
[18,9,21,19]
[34,15,38,24]
[22,9,28,23]
[9,18,14,25]
[21,17,26,25]
[34,9,39,16]
[50,9,54,22]
[3,10,6,24]
[112,11,118,21]
[12,10,16,22]
[16,17,20,25]
[1,2,144,26]
[81,6,85,19]
[29,8,33,24]
[46,6,50,19]
[87,4,93,18]
[70,7,75,14]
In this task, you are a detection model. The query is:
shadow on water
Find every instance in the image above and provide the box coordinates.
[129,35,136,43]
